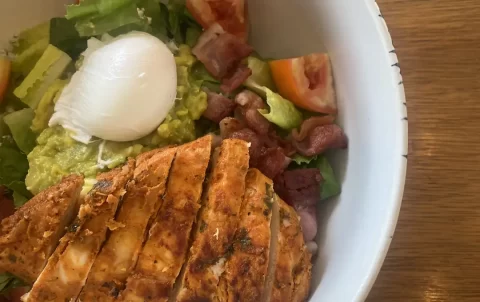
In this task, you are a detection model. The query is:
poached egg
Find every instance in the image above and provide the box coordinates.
[49,32,177,143]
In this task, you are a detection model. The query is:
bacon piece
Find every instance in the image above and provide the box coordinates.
[221,64,252,93]
[256,147,290,180]
[292,115,336,141]
[274,169,323,209]
[202,92,236,123]
[228,128,263,164]
[235,90,270,135]
[219,117,246,138]
[292,124,348,157]
[192,24,253,79]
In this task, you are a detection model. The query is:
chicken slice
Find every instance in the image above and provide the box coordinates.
[78,148,177,302]
[216,168,273,302]
[25,161,134,302]
[0,175,83,284]
[120,136,212,302]
[174,139,250,302]
[268,197,312,302]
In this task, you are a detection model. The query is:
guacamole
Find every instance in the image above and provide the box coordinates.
[25,45,208,194]
[26,126,143,194]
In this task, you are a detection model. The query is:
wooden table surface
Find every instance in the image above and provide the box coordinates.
[367,0,480,301]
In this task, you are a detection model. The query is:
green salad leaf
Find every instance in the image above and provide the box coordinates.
[292,154,316,165]
[3,108,37,154]
[244,56,276,96]
[161,1,203,45]
[0,136,32,207]
[50,18,88,60]
[11,22,50,77]
[31,79,67,133]
[0,273,26,296]
[315,156,341,200]
[66,0,134,19]
[67,0,148,37]
[259,87,303,130]
[292,155,341,200]
[13,45,71,110]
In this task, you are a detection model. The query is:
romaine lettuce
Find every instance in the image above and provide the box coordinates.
[0,136,32,207]
[0,273,25,296]
[31,79,67,133]
[14,45,71,109]
[259,87,303,130]
[66,0,149,37]
[244,56,276,96]
[50,18,88,60]
[291,154,341,200]
[11,22,50,77]
[3,108,36,154]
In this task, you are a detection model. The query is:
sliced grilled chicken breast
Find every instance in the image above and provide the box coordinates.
[175,139,250,302]
[121,136,212,302]
[79,148,177,302]
[0,175,83,283]
[216,169,273,302]
[25,161,134,302]
[269,197,312,302]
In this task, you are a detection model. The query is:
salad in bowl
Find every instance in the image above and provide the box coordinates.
[0,0,348,301]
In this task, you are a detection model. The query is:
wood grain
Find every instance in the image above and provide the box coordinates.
[367,1,480,301]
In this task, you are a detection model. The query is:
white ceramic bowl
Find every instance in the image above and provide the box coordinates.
[0,0,407,301]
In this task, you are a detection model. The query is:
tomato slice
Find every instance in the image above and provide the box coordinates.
[186,0,248,40]
[0,57,11,103]
[269,53,337,114]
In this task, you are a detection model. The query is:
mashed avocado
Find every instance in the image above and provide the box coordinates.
[26,45,208,194]
[26,126,143,194]
[151,45,207,145]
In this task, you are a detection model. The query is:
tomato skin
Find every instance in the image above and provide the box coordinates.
[269,53,337,114]
[186,0,248,40]
[0,57,11,103]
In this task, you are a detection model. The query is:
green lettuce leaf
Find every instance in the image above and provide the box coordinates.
[50,18,88,60]
[66,0,151,37]
[14,45,71,109]
[244,56,276,96]
[315,156,341,200]
[0,136,28,183]
[31,79,67,133]
[162,1,203,45]
[259,88,303,130]
[292,154,315,165]
[3,108,36,154]
[11,22,50,77]
[0,273,26,295]
[66,0,134,19]
[0,136,31,207]
[292,155,341,200]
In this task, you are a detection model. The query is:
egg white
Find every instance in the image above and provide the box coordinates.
[49,32,177,143]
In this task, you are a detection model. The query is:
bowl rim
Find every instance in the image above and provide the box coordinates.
[356,0,408,300]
